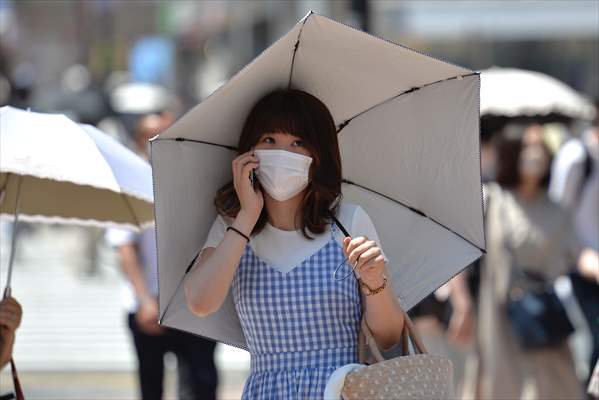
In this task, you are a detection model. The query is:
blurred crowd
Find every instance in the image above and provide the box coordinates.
[409,102,599,399]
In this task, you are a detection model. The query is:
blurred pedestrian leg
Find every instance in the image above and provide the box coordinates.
[127,313,217,400]
[83,226,104,276]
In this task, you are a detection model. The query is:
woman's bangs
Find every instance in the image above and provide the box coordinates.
[256,108,311,143]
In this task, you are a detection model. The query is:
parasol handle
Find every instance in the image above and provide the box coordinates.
[3,175,23,299]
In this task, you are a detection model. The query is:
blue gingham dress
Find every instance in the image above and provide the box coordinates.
[232,221,362,399]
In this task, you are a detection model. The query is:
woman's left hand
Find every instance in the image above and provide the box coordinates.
[343,236,386,287]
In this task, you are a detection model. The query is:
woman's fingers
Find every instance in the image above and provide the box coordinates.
[233,152,259,192]
[359,254,386,272]
[0,314,18,330]
[0,304,18,314]
[344,236,368,259]
[354,246,382,270]
[348,239,377,265]
[0,300,21,330]
[232,152,257,180]
[240,161,259,183]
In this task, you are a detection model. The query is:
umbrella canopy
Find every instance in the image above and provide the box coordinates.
[0,106,154,229]
[480,67,596,121]
[152,10,485,350]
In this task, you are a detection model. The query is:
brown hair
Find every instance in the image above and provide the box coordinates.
[214,88,342,239]
[493,123,552,189]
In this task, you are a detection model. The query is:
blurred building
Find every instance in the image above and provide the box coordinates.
[372,1,598,97]
[2,1,597,113]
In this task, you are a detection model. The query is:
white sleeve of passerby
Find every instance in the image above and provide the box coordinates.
[549,139,586,209]
[105,228,136,247]
[201,214,227,253]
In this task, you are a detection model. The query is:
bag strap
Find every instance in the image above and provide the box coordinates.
[329,211,428,363]
[10,357,24,400]
[358,301,428,363]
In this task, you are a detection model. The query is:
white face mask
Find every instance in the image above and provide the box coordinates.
[519,145,548,179]
[254,149,313,201]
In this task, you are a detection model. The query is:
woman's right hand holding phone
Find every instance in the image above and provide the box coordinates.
[232,150,263,226]
[185,150,263,317]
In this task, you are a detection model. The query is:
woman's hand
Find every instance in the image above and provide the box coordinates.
[578,248,599,283]
[344,236,403,349]
[0,297,22,368]
[135,295,165,336]
[447,306,473,346]
[343,236,387,289]
[232,150,263,222]
[446,272,474,347]
[0,297,22,332]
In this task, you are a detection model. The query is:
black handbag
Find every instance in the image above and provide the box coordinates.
[506,271,575,349]
[498,189,575,350]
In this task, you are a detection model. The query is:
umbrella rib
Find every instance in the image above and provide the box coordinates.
[0,172,9,206]
[287,10,313,89]
[120,193,141,229]
[155,137,237,151]
[342,179,486,254]
[158,252,200,324]
[336,72,479,133]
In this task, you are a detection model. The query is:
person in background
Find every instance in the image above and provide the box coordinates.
[549,98,599,392]
[464,122,596,399]
[0,296,22,369]
[107,114,217,400]
[410,129,498,395]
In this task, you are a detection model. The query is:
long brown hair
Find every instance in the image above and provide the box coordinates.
[214,88,342,239]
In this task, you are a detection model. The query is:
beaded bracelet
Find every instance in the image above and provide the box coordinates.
[226,226,250,243]
[360,275,388,296]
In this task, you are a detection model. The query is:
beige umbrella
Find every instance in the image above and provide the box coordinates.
[480,67,596,120]
[152,10,484,350]
[0,106,154,297]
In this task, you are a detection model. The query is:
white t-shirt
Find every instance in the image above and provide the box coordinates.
[201,203,388,273]
[105,226,159,313]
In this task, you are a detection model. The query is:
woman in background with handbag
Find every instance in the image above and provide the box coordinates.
[464,123,596,400]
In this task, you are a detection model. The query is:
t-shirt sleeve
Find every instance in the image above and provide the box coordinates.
[201,214,228,253]
[105,228,137,247]
[350,205,390,264]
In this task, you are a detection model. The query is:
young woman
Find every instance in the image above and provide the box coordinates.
[183,88,404,398]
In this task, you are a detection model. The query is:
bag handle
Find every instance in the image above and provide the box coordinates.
[358,304,428,364]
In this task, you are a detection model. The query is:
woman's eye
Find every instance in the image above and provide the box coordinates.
[293,140,304,147]
[263,136,275,144]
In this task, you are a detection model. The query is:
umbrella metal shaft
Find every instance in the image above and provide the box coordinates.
[4,175,23,299]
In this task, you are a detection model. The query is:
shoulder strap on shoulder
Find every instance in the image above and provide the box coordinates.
[330,213,351,237]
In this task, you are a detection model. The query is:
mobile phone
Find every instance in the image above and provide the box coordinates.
[250,169,258,189]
